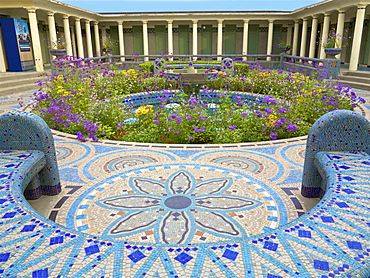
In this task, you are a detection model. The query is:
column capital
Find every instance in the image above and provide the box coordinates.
[142,20,148,24]
[243,19,250,24]
[25,7,38,12]
[192,20,198,24]
[302,17,309,21]
[47,11,55,16]
[337,8,347,13]
[217,19,223,24]
[294,19,300,23]
[357,4,367,9]
[167,20,173,24]
[75,17,81,22]
[117,20,123,25]
[94,21,99,26]
[268,19,274,23]
[84,19,91,24]
[62,14,69,19]
[324,12,331,16]
[312,14,319,19]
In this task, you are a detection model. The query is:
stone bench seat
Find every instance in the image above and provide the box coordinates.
[0,150,46,200]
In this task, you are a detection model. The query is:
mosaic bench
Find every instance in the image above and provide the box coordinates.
[0,109,370,276]
[0,111,61,199]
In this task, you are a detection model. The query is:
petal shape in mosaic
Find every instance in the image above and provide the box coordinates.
[194,210,241,237]
[191,178,231,196]
[195,195,261,211]
[108,210,162,236]
[160,210,191,244]
[130,177,166,196]
[168,171,193,194]
[100,195,161,209]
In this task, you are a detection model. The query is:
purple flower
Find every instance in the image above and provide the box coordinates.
[76,131,86,142]
[241,112,248,117]
[286,124,298,132]
[264,108,273,114]
[229,125,237,131]
[187,136,193,140]
[269,132,277,140]
[154,120,160,124]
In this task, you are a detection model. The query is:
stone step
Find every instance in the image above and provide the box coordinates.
[0,71,46,97]
[338,74,370,84]
[337,79,370,91]
[341,70,370,78]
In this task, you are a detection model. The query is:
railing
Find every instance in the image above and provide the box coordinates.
[51,53,341,79]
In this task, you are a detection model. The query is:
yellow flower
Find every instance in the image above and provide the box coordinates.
[266,114,277,127]
[135,105,153,116]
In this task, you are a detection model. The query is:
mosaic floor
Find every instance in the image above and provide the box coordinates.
[1,87,369,277]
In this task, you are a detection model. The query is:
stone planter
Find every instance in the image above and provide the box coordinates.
[102,47,113,55]
[324,48,342,59]
[277,46,291,53]
[50,49,67,57]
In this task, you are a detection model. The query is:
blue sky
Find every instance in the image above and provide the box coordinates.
[60,0,324,13]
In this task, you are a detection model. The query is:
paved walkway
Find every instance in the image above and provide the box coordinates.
[0,86,368,277]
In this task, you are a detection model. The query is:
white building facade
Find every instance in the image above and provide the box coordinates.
[0,0,370,72]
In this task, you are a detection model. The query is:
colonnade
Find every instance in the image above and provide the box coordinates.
[18,4,369,72]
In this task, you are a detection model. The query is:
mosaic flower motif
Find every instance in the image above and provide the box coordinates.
[96,170,262,244]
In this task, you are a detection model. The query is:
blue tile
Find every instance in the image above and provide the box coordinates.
[222,249,238,261]
[347,241,363,250]
[298,230,312,238]
[32,268,48,278]
[20,224,36,232]
[128,250,146,263]
[267,274,282,278]
[174,252,193,265]
[78,225,89,231]
[85,245,100,256]
[76,215,87,220]
[336,202,349,208]
[321,216,335,223]
[2,212,16,218]
[342,189,355,194]
[267,206,277,211]
[314,260,329,271]
[267,216,278,222]
[263,241,278,251]
[0,253,10,262]
[49,236,64,245]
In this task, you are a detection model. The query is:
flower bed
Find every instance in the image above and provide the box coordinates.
[31,59,364,144]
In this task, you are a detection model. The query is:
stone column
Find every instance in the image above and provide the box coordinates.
[242,19,249,60]
[167,20,173,59]
[101,27,107,41]
[319,13,331,59]
[217,19,223,60]
[71,26,77,57]
[75,18,84,58]
[292,20,300,56]
[309,15,318,58]
[47,12,57,46]
[266,20,274,61]
[118,21,125,61]
[336,9,346,59]
[349,4,367,71]
[85,20,93,58]
[300,18,308,57]
[142,20,149,61]
[286,23,293,47]
[63,15,73,56]
[94,21,100,56]
[27,8,44,71]
[192,20,198,59]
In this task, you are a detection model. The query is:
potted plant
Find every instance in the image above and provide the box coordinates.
[322,29,345,58]
[276,40,291,53]
[101,37,115,55]
[49,40,67,57]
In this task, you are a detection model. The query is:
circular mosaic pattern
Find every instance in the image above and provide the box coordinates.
[212,156,261,172]
[68,164,286,245]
